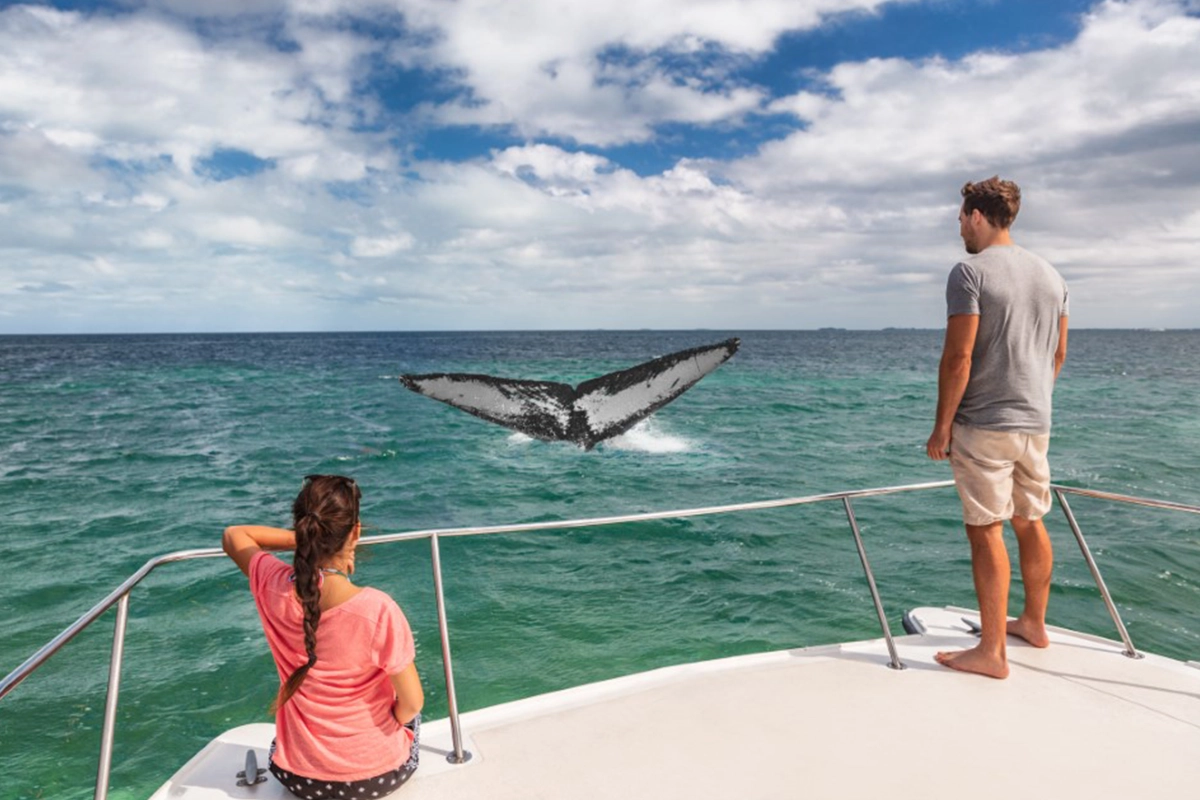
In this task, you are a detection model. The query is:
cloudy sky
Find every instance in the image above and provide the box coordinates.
[1,0,1197,333]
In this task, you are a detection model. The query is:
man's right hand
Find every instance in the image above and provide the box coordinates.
[926,427,952,461]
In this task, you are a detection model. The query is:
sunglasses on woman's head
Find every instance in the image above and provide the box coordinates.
[302,474,360,519]
[303,474,357,489]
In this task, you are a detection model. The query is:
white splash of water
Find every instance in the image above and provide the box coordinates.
[506,423,691,453]
[606,420,692,453]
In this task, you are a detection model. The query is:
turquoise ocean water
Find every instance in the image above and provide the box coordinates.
[2,329,1198,799]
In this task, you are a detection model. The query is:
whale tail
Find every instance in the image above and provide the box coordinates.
[399,338,740,449]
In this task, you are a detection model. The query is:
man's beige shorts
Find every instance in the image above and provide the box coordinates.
[949,423,1052,526]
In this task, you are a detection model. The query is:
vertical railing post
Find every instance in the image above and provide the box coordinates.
[1055,490,1142,659]
[429,533,472,763]
[842,498,905,670]
[94,593,130,800]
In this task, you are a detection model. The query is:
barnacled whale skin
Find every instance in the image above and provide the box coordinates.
[399,338,740,450]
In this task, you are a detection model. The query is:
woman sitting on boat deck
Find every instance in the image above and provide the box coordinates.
[223,474,424,799]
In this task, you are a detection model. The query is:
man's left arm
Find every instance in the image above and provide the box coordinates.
[1054,315,1069,380]
[927,314,979,461]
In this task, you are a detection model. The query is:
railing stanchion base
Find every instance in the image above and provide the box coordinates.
[1055,489,1142,660]
[431,533,472,765]
[842,498,906,671]
[94,593,130,800]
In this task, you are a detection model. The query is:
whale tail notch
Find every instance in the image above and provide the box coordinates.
[399,337,740,449]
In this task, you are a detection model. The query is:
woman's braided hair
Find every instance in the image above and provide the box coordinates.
[271,474,361,713]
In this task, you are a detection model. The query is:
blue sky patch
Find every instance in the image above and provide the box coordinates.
[598,114,804,176]
[196,149,275,182]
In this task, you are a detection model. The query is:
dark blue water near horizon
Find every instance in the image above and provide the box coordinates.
[2,329,1198,800]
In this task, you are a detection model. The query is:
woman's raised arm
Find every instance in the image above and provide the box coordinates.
[222,525,296,577]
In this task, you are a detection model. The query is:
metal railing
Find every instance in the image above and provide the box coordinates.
[3,480,1198,800]
[1052,486,1200,659]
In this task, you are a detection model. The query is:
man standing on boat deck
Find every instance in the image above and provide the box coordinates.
[926,176,1069,680]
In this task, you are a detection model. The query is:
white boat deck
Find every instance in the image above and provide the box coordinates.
[153,606,1200,800]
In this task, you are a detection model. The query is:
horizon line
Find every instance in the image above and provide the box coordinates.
[1,326,1194,337]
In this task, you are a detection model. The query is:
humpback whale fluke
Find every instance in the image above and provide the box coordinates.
[399,338,740,449]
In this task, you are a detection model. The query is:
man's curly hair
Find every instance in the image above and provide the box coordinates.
[961,176,1021,229]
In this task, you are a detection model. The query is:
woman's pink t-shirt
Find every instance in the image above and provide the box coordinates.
[250,551,415,781]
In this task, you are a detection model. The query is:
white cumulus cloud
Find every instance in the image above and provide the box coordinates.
[1,0,1198,332]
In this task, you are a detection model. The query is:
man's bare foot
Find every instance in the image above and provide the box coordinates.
[934,646,1009,679]
[1007,616,1050,648]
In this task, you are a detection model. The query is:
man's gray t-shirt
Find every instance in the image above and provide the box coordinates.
[946,244,1069,433]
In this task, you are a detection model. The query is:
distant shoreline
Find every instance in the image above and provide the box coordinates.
[1,327,1194,338]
